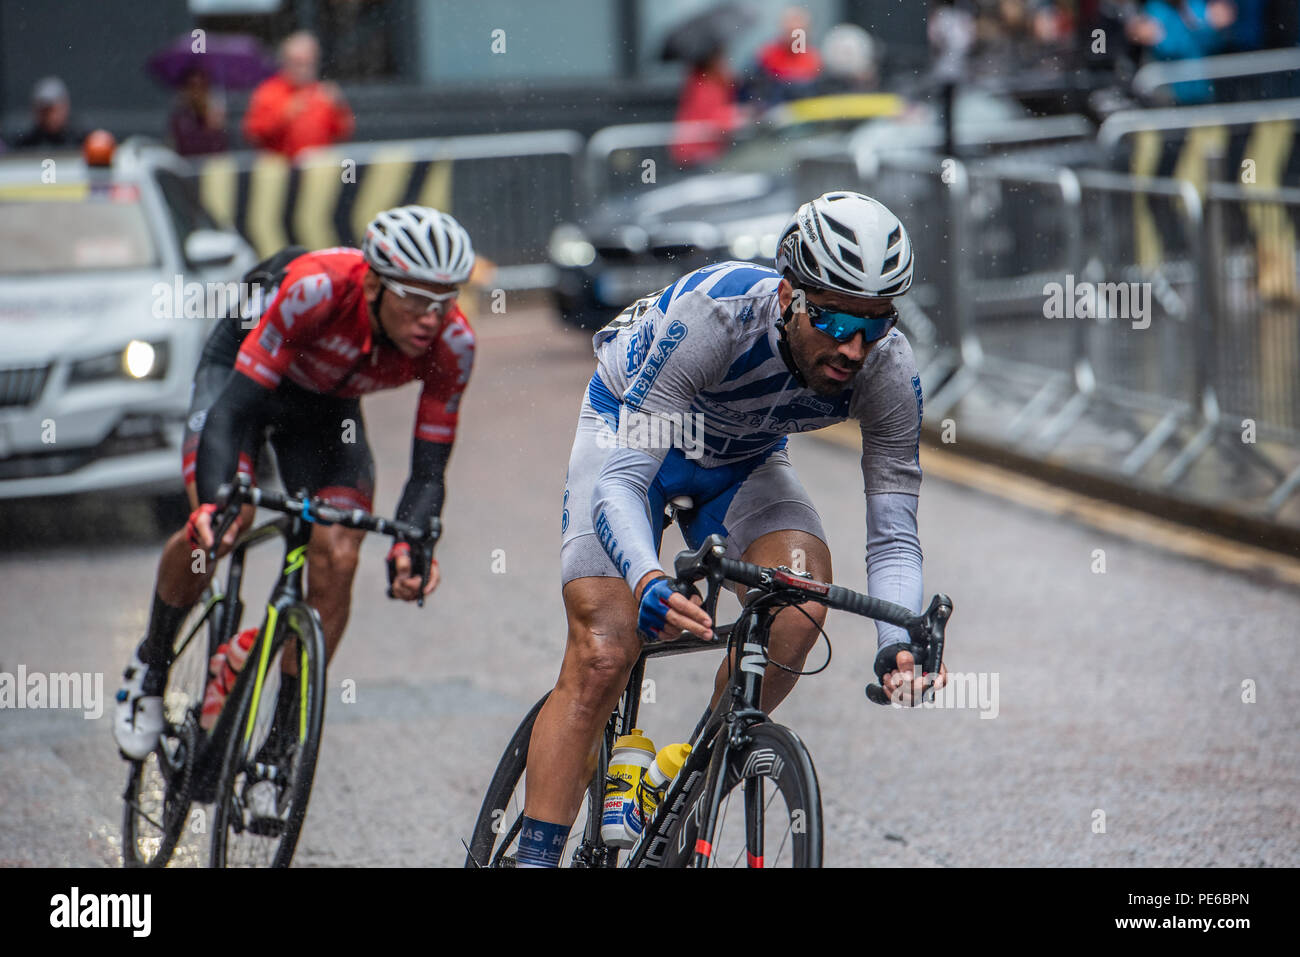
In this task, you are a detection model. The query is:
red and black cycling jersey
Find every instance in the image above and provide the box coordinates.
[235,246,475,444]
[192,246,474,538]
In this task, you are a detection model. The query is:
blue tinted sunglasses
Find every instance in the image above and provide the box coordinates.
[804,300,898,343]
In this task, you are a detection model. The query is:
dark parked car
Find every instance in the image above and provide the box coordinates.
[551,91,1095,330]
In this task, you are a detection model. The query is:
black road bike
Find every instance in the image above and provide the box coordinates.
[121,474,437,868]
[465,530,951,868]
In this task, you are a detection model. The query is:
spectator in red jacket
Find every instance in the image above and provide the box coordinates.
[670,50,746,168]
[243,31,354,157]
[755,7,823,97]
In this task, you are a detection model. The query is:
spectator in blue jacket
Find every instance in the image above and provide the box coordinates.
[1126,0,1236,103]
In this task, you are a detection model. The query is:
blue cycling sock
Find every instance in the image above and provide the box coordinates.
[515,816,570,868]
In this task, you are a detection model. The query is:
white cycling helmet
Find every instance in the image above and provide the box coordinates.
[775,191,913,297]
[362,205,475,285]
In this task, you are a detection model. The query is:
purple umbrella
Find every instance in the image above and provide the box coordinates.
[147,33,274,89]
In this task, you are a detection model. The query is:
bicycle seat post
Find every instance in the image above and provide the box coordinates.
[664,494,695,526]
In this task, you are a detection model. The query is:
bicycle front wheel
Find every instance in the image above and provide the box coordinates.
[465,693,611,868]
[666,722,822,868]
[121,590,225,868]
[209,603,326,868]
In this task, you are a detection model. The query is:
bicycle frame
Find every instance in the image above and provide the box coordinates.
[566,591,786,868]
[185,511,320,794]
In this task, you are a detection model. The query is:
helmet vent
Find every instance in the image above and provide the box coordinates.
[823,266,853,289]
[882,250,899,272]
[839,246,863,272]
[822,214,856,242]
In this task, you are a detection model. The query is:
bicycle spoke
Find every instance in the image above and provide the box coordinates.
[774,818,793,866]
[716,790,733,868]
[125,799,166,834]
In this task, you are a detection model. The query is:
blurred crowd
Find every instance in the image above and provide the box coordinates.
[670,7,885,166]
[0,29,351,159]
[2,3,1295,164]
[935,0,1300,103]
[668,0,1299,166]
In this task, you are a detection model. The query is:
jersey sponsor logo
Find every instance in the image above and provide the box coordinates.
[278,273,333,330]
[187,409,207,433]
[624,319,687,410]
[318,333,360,362]
[594,509,632,578]
[792,393,836,416]
[911,372,924,462]
[442,323,475,386]
[625,316,655,377]
[258,323,283,357]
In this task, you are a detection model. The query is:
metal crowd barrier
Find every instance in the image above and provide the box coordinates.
[1204,177,1300,513]
[188,129,585,289]
[1133,48,1300,105]
[583,121,735,201]
[842,146,1300,521]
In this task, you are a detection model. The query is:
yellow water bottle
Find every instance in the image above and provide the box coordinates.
[635,742,692,831]
[601,729,656,848]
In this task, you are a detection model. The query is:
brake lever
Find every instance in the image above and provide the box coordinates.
[415,518,441,609]
[205,474,251,567]
[866,595,953,706]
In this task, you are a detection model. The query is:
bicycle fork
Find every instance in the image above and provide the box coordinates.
[690,619,771,868]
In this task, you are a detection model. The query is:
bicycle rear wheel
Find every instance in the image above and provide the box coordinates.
[465,693,611,868]
[664,722,822,868]
[209,603,326,867]
[121,591,225,867]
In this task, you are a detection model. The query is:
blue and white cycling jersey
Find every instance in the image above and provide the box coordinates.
[576,261,926,649]
[591,261,922,482]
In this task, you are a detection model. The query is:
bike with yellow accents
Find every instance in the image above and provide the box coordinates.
[126,473,438,868]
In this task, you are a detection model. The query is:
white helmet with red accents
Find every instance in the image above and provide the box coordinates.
[363,205,475,285]
[775,191,913,297]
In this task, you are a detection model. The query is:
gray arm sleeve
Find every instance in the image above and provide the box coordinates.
[866,491,923,650]
[591,443,672,589]
[591,291,736,591]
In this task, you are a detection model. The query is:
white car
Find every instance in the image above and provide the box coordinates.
[0,138,257,515]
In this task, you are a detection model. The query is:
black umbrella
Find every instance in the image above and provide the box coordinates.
[660,2,759,64]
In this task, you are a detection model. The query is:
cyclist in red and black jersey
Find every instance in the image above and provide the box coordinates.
[114,205,477,760]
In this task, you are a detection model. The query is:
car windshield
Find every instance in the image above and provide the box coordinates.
[0,186,159,275]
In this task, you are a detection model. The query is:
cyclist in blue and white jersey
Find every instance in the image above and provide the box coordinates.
[517,191,948,867]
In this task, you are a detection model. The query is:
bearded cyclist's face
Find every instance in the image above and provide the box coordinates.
[783,281,895,395]
[364,270,458,357]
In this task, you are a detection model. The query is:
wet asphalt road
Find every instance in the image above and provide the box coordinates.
[1,304,1297,867]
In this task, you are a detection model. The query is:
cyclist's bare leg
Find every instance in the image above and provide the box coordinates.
[708,529,830,713]
[524,576,642,827]
[304,522,365,663]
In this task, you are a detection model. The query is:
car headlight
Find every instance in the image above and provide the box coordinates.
[68,340,170,385]
[548,225,596,268]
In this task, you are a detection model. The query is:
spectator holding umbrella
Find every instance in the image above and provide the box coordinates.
[14,77,85,150]
[169,67,229,156]
[148,32,273,154]
[243,31,354,158]
[663,4,755,168]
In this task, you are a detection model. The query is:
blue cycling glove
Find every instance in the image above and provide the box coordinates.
[636,577,675,639]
